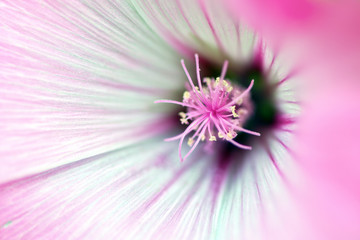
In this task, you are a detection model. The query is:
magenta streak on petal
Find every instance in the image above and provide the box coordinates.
[84,0,174,65]
[154,0,184,36]
[235,22,242,58]
[149,158,210,238]
[254,179,268,237]
[0,147,172,191]
[140,1,194,58]
[275,116,298,133]
[94,79,167,95]
[153,0,198,60]
[198,0,227,56]
[123,157,200,229]
[209,155,231,233]
[261,138,285,179]
[276,127,295,134]
[273,134,295,157]
[1,1,171,76]
[277,116,297,126]
[278,100,301,105]
[250,159,267,228]
[176,0,203,41]
[263,48,279,78]
[275,69,299,87]
[0,146,175,239]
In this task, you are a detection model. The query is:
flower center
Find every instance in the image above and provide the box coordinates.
[155,54,260,161]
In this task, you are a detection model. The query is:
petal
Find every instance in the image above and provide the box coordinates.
[225,0,360,88]
[135,0,259,64]
[0,133,302,240]
[295,86,360,239]
[0,0,184,182]
[0,1,310,239]
[225,0,360,238]
[0,142,183,239]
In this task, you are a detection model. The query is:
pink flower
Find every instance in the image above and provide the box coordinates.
[1,0,358,240]
[226,0,360,239]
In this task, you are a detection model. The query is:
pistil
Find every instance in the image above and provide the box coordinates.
[155,54,260,161]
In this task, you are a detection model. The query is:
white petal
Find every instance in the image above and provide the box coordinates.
[133,0,258,64]
[0,0,185,182]
[0,131,304,240]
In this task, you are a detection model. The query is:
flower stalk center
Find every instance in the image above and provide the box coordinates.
[155,54,260,161]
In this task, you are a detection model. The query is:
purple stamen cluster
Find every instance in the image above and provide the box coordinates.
[155,54,260,161]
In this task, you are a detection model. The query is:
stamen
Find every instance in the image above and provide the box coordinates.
[179,112,189,124]
[155,54,260,161]
[187,138,194,147]
[230,105,239,118]
[209,135,217,141]
[226,132,235,140]
[180,118,189,125]
[183,91,191,100]
[179,112,187,118]
[195,54,203,92]
[218,132,224,139]
[220,60,229,80]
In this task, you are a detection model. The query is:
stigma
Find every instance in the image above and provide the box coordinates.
[155,54,260,161]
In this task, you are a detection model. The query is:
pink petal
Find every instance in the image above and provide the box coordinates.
[0,0,183,182]
[225,0,360,238]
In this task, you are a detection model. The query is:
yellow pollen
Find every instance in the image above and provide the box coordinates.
[230,105,239,118]
[204,77,211,86]
[179,112,188,124]
[226,132,235,140]
[179,112,186,118]
[236,98,243,105]
[218,132,224,139]
[201,135,206,141]
[187,138,194,147]
[215,77,220,87]
[183,91,190,100]
[180,118,188,125]
[209,135,217,141]
[194,86,201,93]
